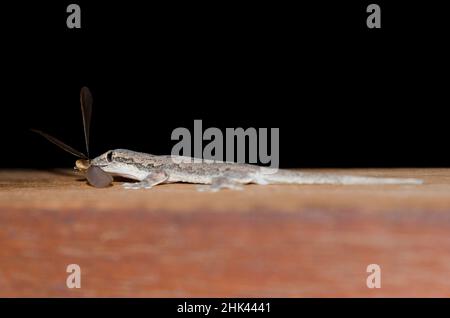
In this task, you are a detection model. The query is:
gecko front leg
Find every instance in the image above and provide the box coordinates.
[122,171,169,190]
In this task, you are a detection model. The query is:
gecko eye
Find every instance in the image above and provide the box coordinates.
[106,151,114,163]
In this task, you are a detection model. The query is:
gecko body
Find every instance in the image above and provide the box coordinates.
[88,149,423,191]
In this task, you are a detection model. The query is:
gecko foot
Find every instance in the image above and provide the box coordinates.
[197,177,243,192]
[122,171,168,190]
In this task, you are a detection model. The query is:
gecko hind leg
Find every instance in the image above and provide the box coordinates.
[122,171,169,190]
[197,177,244,192]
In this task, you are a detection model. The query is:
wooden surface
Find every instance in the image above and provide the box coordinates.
[1,168,450,297]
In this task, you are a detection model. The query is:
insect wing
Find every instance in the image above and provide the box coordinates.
[80,87,93,157]
[31,129,88,159]
[86,165,113,188]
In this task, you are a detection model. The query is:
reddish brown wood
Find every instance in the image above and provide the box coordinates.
[1,168,450,297]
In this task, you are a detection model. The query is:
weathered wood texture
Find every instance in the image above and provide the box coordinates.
[1,168,450,297]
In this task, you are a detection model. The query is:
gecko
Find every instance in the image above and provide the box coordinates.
[74,149,423,190]
[33,87,424,189]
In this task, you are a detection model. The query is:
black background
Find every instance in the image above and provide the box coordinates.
[2,1,449,168]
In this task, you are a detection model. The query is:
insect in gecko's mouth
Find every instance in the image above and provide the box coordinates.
[75,159,91,171]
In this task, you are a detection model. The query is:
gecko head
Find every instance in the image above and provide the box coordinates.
[90,149,124,170]
[89,149,145,180]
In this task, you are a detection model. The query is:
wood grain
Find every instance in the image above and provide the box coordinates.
[1,168,450,297]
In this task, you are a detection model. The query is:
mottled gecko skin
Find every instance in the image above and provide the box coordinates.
[90,149,423,191]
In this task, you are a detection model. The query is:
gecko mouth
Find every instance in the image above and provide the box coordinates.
[92,163,108,167]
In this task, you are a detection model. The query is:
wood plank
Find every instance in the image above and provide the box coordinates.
[1,168,450,297]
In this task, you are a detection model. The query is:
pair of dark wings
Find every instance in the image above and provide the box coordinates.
[32,87,113,187]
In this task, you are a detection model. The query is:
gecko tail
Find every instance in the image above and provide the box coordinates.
[258,170,424,185]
